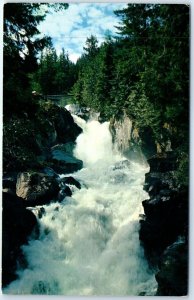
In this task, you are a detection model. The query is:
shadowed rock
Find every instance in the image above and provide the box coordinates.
[2,192,38,287]
[156,240,188,296]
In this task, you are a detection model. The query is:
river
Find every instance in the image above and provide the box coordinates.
[4,114,157,295]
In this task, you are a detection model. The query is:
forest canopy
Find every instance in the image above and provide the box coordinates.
[3,3,189,185]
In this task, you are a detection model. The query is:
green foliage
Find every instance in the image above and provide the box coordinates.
[125,84,161,133]
[3,3,189,188]
[31,47,77,95]
[83,35,99,58]
[3,3,68,117]
[3,118,40,171]
[71,4,189,187]
[3,100,72,172]
[175,152,189,187]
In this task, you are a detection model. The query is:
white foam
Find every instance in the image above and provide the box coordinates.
[4,118,157,295]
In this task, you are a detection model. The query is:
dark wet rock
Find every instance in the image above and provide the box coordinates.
[45,105,82,143]
[58,185,72,201]
[2,173,17,195]
[3,103,82,173]
[51,149,83,174]
[51,142,75,156]
[2,192,38,287]
[61,176,81,189]
[156,240,188,296]
[143,175,169,196]
[42,167,59,179]
[2,102,84,287]
[139,152,189,295]
[144,171,177,193]
[147,154,177,173]
[37,207,46,219]
[54,206,60,212]
[3,175,17,190]
[140,189,188,264]
[16,172,60,205]
[139,126,157,159]
[140,155,188,265]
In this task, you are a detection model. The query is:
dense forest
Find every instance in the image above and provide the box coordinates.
[3,3,189,296]
[4,3,189,185]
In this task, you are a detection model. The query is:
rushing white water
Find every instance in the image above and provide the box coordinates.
[4,116,157,295]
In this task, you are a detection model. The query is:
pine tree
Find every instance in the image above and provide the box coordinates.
[3,3,68,116]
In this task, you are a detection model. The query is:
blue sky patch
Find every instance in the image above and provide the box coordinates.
[38,3,126,62]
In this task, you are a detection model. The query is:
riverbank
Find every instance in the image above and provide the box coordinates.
[110,112,189,296]
[2,101,83,287]
[2,104,189,295]
[3,113,157,295]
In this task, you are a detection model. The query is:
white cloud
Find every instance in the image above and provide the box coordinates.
[69,52,81,63]
[88,6,104,18]
[37,3,127,62]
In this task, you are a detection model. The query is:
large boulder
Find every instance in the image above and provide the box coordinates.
[38,103,82,144]
[2,192,38,287]
[16,172,60,205]
[60,176,81,189]
[140,155,188,278]
[51,142,75,156]
[156,241,188,296]
[3,103,82,173]
[139,189,188,264]
[51,149,83,174]
[147,154,177,173]
[58,185,72,202]
[139,153,188,296]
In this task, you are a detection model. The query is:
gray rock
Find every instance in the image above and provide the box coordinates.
[16,172,59,204]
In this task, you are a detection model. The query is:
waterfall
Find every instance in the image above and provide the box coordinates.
[4,115,157,295]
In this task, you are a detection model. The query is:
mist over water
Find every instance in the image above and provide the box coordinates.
[4,115,157,295]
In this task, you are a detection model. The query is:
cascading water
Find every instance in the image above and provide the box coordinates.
[4,114,157,295]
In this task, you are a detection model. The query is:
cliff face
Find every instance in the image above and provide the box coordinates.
[110,113,189,296]
[110,112,132,154]
[109,113,147,164]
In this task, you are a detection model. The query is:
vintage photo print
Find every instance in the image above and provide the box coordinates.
[2,1,190,296]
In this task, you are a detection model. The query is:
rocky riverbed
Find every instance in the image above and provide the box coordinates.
[2,102,83,287]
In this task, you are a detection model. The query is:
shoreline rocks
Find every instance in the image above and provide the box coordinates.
[139,154,188,295]
[16,172,60,206]
[2,102,84,288]
[2,193,38,287]
[156,240,188,296]
[3,102,82,172]
[108,112,188,296]
[50,149,83,174]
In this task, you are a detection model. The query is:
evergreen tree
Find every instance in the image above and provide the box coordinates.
[32,48,77,95]
[83,35,99,58]
[3,3,68,116]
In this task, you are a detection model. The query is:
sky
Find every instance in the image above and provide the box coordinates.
[37,3,127,63]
